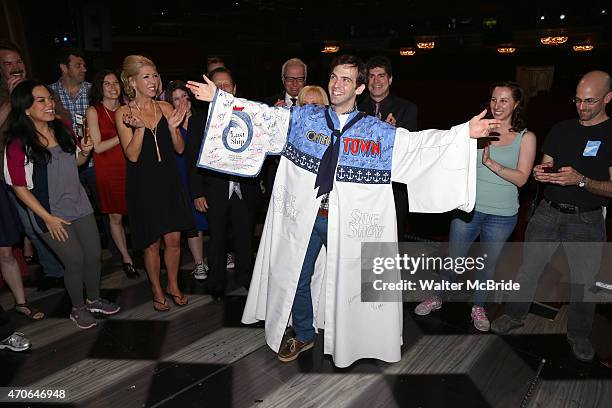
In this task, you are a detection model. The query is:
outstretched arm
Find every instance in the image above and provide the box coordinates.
[185,75,291,177]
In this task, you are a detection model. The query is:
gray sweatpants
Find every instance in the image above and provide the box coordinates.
[41,213,101,307]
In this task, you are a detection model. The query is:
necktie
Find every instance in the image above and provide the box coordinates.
[314,108,365,197]
[290,97,297,107]
[374,102,382,119]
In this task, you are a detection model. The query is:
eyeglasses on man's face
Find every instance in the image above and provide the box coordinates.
[283,76,305,84]
[572,95,605,105]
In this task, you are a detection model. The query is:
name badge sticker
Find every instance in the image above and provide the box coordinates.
[583,140,601,157]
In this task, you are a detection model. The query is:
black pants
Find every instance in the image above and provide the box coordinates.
[207,195,255,295]
[0,305,15,340]
[504,200,604,338]
[393,182,409,241]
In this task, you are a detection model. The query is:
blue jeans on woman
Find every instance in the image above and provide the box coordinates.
[441,210,517,306]
[292,215,328,342]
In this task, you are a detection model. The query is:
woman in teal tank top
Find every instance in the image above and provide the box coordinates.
[415,82,537,331]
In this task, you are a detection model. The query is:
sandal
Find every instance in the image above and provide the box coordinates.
[15,303,45,321]
[165,291,188,307]
[153,298,170,312]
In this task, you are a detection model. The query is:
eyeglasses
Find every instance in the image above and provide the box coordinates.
[572,96,604,105]
[283,76,305,84]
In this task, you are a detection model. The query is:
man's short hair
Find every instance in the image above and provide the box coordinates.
[366,56,393,78]
[330,55,367,87]
[281,58,307,82]
[209,66,234,83]
[56,48,86,67]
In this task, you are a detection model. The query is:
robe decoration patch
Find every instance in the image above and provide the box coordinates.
[222,111,254,153]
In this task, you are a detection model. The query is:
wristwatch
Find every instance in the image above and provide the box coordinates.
[577,175,587,188]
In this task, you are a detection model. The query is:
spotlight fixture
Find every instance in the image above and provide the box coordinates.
[497,47,517,54]
[572,45,594,52]
[416,41,435,50]
[540,36,568,45]
[560,14,566,20]
[540,15,545,21]
[399,48,416,56]
[321,44,340,53]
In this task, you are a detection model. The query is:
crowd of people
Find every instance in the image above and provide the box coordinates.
[0,40,610,367]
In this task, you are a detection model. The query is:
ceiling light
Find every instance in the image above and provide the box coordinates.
[572,45,594,52]
[497,47,516,54]
[399,48,416,56]
[540,36,568,45]
[540,15,545,21]
[321,45,340,53]
[559,14,566,20]
[416,41,435,49]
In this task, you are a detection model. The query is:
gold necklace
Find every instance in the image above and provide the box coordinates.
[132,99,162,162]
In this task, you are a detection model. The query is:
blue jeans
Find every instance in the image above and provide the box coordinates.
[504,200,604,338]
[292,215,328,342]
[8,191,65,278]
[441,210,517,306]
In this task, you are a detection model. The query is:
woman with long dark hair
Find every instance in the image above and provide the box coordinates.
[4,80,120,329]
[415,82,537,331]
[116,56,194,311]
[164,80,208,280]
[86,70,138,279]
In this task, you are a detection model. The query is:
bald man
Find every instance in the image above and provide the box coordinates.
[492,71,612,362]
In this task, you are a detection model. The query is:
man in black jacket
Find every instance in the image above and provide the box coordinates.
[186,67,260,300]
[264,57,307,108]
[358,56,418,240]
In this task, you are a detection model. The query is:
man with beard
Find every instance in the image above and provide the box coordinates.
[492,71,612,363]
[0,41,27,129]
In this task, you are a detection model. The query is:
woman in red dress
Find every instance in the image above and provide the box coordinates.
[86,70,138,278]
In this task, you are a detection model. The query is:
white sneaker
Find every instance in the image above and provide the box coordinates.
[471,305,490,332]
[414,296,442,316]
[226,253,235,269]
[192,262,209,280]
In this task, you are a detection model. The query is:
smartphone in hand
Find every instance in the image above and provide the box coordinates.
[75,114,89,144]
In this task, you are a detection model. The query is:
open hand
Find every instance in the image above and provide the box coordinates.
[168,100,188,129]
[469,110,502,138]
[186,74,217,102]
[44,215,71,242]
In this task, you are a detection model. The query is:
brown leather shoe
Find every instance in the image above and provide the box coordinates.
[278,337,314,362]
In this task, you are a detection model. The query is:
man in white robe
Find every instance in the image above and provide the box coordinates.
[187,55,499,368]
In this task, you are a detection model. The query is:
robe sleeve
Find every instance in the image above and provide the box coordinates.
[391,122,477,213]
[197,89,290,177]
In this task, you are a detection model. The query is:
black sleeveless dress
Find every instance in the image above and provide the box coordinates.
[126,115,195,249]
